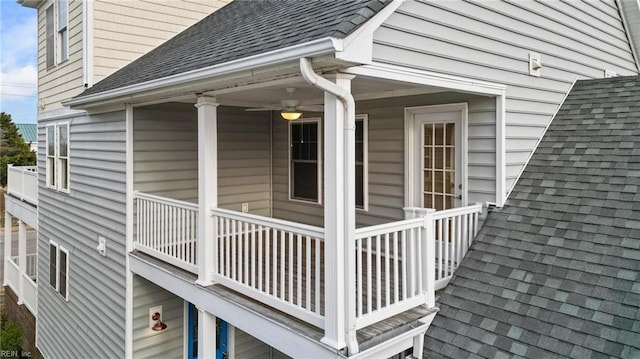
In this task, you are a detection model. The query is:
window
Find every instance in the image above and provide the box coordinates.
[355,115,368,210]
[58,0,68,62]
[49,241,69,300]
[46,122,70,192]
[45,5,54,68]
[290,119,321,202]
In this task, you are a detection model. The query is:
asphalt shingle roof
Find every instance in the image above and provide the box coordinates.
[77,0,390,98]
[424,76,640,359]
[15,123,37,143]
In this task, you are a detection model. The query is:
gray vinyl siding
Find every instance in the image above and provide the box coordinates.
[132,275,184,359]
[272,93,496,227]
[374,0,639,192]
[133,104,271,215]
[36,110,127,359]
[234,328,271,359]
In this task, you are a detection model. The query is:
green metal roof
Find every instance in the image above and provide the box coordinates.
[15,123,37,143]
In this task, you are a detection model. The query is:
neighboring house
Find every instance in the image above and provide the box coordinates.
[16,123,38,153]
[3,0,640,358]
[424,75,640,358]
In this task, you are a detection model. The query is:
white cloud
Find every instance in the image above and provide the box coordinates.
[1,14,38,71]
[0,65,38,98]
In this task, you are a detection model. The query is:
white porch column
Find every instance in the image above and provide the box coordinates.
[18,220,26,304]
[3,212,12,286]
[195,95,219,286]
[321,74,355,350]
[197,308,216,359]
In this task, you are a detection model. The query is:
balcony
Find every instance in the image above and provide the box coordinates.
[132,191,482,350]
[6,165,38,206]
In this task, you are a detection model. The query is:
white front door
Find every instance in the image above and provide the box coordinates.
[405,104,467,210]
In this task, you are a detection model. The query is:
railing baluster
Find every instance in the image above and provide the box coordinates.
[288,231,294,304]
[393,231,399,304]
[296,234,302,306]
[384,233,390,307]
[257,225,263,291]
[375,234,381,311]
[401,230,407,300]
[305,235,311,310]
[357,237,363,317]
[251,223,256,288]
[315,237,321,314]
[366,235,372,314]
[280,230,285,301]
[265,228,271,295]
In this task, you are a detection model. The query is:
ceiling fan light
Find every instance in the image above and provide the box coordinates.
[281,110,302,121]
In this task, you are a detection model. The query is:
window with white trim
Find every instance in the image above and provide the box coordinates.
[355,115,368,210]
[288,115,368,207]
[49,241,69,300]
[45,5,55,68]
[290,119,321,202]
[58,0,69,63]
[46,122,70,192]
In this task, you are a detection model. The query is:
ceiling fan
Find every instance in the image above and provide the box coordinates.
[245,87,323,120]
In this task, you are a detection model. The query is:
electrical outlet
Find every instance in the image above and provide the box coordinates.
[241,203,249,213]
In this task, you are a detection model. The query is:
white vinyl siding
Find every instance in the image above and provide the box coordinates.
[373,0,638,193]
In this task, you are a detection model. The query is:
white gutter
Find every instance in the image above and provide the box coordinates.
[64,37,343,108]
[299,57,358,354]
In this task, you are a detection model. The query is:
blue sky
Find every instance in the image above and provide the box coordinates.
[1,1,38,124]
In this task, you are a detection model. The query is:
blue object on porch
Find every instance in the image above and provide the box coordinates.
[188,303,228,359]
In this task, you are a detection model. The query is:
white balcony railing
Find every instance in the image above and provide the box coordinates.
[6,165,38,206]
[353,217,434,329]
[133,191,482,339]
[134,192,198,273]
[4,255,37,317]
[211,208,325,328]
[432,203,482,289]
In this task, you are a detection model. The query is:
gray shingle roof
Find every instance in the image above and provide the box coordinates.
[424,76,640,359]
[77,0,390,98]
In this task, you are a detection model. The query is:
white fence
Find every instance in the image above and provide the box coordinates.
[432,203,482,289]
[211,208,326,328]
[134,192,198,273]
[7,165,38,205]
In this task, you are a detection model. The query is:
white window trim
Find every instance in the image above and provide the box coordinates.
[46,124,56,189]
[57,122,70,193]
[58,245,69,301]
[288,117,322,204]
[46,122,70,193]
[48,240,69,301]
[57,0,69,63]
[355,114,369,211]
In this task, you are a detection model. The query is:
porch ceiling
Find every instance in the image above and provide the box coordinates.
[182,75,446,109]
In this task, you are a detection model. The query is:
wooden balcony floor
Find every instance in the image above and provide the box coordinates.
[132,251,436,352]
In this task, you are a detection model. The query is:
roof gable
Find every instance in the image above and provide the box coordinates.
[77,0,390,99]
[425,76,640,358]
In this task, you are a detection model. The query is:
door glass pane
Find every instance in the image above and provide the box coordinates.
[446,123,455,145]
[434,124,444,145]
[422,121,456,211]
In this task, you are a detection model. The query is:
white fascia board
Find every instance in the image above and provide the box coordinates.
[38,107,87,121]
[617,0,640,72]
[4,195,38,229]
[64,37,343,108]
[344,62,507,96]
[336,0,405,64]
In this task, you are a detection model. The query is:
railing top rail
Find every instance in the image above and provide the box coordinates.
[8,165,38,173]
[430,203,483,220]
[211,207,325,239]
[354,217,425,239]
[134,191,198,211]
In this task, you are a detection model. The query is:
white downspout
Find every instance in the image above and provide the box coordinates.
[299,58,359,354]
